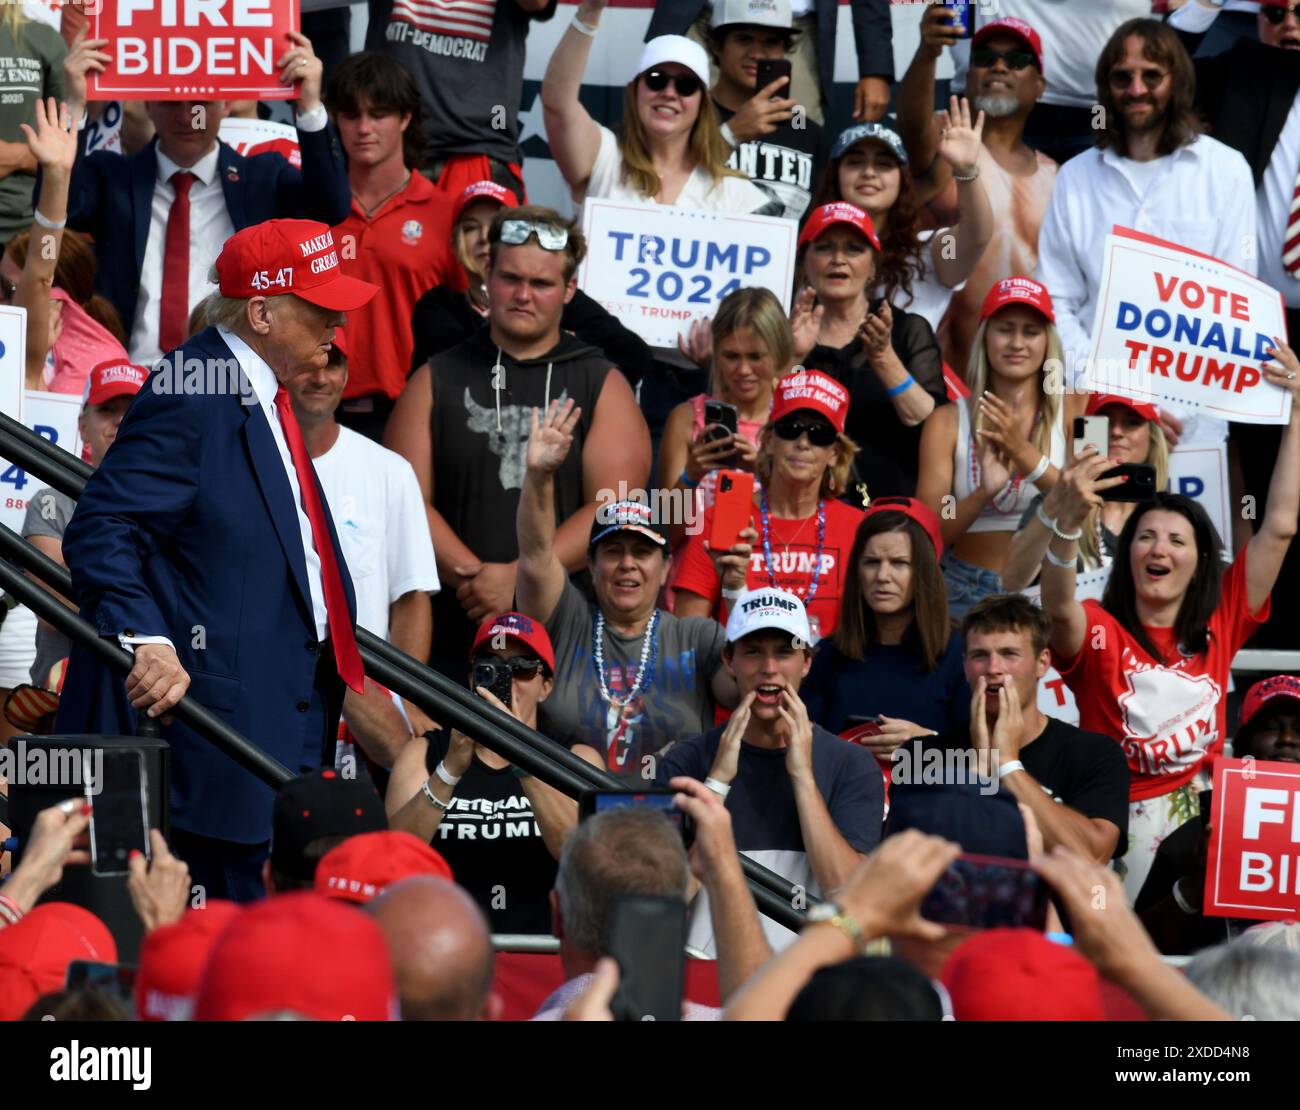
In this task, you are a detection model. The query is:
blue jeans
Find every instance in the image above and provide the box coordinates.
[942,551,1002,623]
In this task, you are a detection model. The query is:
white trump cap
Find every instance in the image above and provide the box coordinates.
[635,35,711,88]
[725,587,812,646]
[711,0,793,31]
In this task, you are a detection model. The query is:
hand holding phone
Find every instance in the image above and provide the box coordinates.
[606,894,687,1021]
[1072,415,1109,460]
[710,470,755,554]
[919,853,1050,931]
[754,58,793,101]
[86,748,150,877]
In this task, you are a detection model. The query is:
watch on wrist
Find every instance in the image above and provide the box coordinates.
[805,902,867,954]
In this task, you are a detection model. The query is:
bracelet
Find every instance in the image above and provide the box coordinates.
[886,374,915,398]
[0,892,24,925]
[1022,454,1049,485]
[679,468,699,489]
[434,760,462,787]
[1035,501,1057,532]
[997,759,1025,780]
[1051,520,1083,542]
[704,777,732,799]
[32,209,66,231]
[720,122,739,148]
[1172,878,1199,916]
[421,779,452,812]
[1043,545,1077,570]
[721,586,744,602]
[953,166,980,183]
[570,13,597,37]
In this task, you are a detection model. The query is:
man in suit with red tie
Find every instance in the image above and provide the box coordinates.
[57,219,378,902]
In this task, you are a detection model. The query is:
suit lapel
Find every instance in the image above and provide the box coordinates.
[132,144,156,279]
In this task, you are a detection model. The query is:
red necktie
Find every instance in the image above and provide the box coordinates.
[273,386,366,694]
[159,170,195,354]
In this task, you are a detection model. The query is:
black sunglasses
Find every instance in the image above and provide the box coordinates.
[471,654,546,680]
[1263,3,1300,25]
[971,47,1037,71]
[1107,66,1167,91]
[773,416,837,447]
[642,69,703,98]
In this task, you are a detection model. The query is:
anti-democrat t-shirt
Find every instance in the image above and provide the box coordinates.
[715,101,825,222]
[0,21,64,242]
[1051,553,1269,801]
[672,498,863,642]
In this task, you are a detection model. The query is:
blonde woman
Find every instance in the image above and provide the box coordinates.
[541,2,776,216]
[1001,395,1171,592]
[916,277,1085,619]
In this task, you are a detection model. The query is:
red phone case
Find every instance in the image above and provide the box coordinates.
[710,470,755,554]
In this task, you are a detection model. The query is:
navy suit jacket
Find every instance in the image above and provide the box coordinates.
[62,124,352,340]
[56,327,357,845]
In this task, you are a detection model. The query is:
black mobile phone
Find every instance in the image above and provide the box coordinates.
[86,748,149,877]
[1099,462,1157,503]
[754,57,793,99]
[703,399,740,468]
[470,658,513,712]
[919,853,1050,931]
[66,960,137,1005]
[606,894,687,1022]
[579,789,695,849]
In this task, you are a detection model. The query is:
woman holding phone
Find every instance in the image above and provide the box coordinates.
[801,498,969,746]
[916,277,1084,619]
[1001,393,1170,592]
[673,370,863,642]
[1039,341,1300,899]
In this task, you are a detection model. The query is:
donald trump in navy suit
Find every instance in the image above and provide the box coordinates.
[57,219,378,901]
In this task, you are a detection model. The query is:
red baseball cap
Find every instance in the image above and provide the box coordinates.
[1239,675,1300,732]
[770,369,849,433]
[453,179,520,225]
[315,830,454,904]
[979,276,1055,323]
[861,495,944,559]
[1086,392,1160,424]
[135,901,243,1021]
[470,611,556,675]
[84,359,148,408]
[973,17,1045,74]
[941,927,1105,1021]
[215,219,378,311]
[330,326,349,360]
[797,202,882,253]
[193,892,398,1020]
[0,903,117,1020]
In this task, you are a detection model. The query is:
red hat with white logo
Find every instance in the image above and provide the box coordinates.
[1239,674,1300,734]
[135,901,243,1021]
[973,17,1045,74]
[453,179,520,224]
[797,202,882,253]
[315,830,453,905]
[1086,392,1160,424]
[83,359,148,408]
[770,368,849,432]
[979,276,1055,323]
[215,219,378,311]
[470,611,556,674]
[861,495,944,559]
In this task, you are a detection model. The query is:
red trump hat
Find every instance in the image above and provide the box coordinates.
[861,495,944,559]
[0,903,116,1020]
[135,901,243,1021]
[193,892,397,1021]
[942,928,1105,1021]
[770,368,849,432]
[453,179,520,224]
[1239,674,1300,733]
[470,611,556,674]
[973,17,1045,73]
[1086,392,1160,424]
[83,359,148,408]
[798,202,882,253]
[315,830,454,904]
[216,219,379,311]
[979,276,1054,323]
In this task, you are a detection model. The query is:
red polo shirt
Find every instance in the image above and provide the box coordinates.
[333,172,457,400]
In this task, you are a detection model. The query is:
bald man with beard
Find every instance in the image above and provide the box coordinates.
[367,877,503,1021]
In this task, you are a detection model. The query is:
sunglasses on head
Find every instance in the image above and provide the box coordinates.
[498,219,569,251]
[971,47,1037,71]
[642,69,703,98]
[1263,3,1300,25]
[472,654,546,680]
[773,416,837,447]
[1107,66,1168,91]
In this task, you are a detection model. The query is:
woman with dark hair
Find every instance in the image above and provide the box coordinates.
[810,106,992,331]
[801,498,969,747]
[1041,346,1300,900]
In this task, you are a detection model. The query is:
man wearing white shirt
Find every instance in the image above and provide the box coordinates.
[60,29,352,367]
[1035,17,1255,446]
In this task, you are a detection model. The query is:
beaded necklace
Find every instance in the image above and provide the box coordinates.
[592,609,659,707]
[759,488,827,602]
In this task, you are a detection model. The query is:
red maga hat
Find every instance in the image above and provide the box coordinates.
[0,903,116,1020]
[135,901,243,1022]
[798,202,882,253]
[216,219,378,311]
[453,179,520,224]
[770,368,849,433]
[973,17,1045,73]
[1086,392,1159,423]
[942,927,1105,1021]
[979,276,1054,323]
[470,611,556,674]
[315,830,454,905]
[1239,674,1300,732]
[83,359,148,408]
[861,496,944,559]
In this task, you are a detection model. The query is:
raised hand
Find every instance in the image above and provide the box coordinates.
[278,30,323,113]
[790,286,823,362]
[1053,446,1127,531]
[21,98,79,175]
[63,29,111,112]
[859,300,895,365]
[936,94,985,178]
[728,77,796,143]
[707,689,754,787]
[703,524,756,593]
[976,391,1033,467]
[526,398,581,476]
[677,317,713,368]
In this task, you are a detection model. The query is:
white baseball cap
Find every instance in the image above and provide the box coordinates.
[635,35,712,88]
[725,587,813,647]
[711,0,793,31]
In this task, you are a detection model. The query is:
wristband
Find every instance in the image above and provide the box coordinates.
[1043,545,1076,570]
[1051,520,1083,541]
[1035,501,1057,532]
[0,892,24,925]
[704,777,732,799]
[1172,878,1199,916]
[721,586,744,602]
[679,468,699,489]
[953,166,980,183]
[997,759,1025,780]
[32,209,66,231]
[570,13,597,37]
[421,780,452,812]
[434,760,462,787]
[886,374,915,398]
[1022,455,1049,485]
[720,122,739,148]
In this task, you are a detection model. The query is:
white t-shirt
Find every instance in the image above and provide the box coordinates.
[313,426,440,642]
[577,124,775,218]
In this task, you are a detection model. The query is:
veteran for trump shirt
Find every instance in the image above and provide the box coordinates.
[1051,553,1269,802]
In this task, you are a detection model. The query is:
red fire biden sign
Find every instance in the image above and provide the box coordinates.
[1205,758,1300,921]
